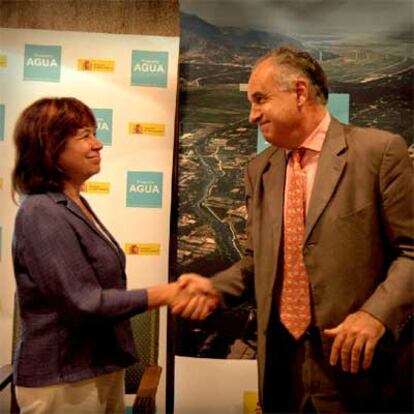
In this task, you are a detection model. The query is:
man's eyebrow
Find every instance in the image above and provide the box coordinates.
[250,91,265,100]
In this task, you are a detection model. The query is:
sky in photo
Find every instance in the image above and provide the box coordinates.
[180,0,413,38]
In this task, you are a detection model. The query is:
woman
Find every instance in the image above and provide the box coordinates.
[11,97,212,413]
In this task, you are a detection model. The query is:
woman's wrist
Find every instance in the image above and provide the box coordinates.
[146,283,180,309]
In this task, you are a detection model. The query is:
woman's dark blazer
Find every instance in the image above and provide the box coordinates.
[12,192,147,387]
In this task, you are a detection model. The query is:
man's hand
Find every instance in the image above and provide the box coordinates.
[172,273,219,320]
[323,310,386,373]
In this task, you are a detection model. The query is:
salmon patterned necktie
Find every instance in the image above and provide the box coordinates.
[280,149,311,339]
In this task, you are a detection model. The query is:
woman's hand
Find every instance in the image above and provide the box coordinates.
[146,276,219,320]
[171,273,219,320]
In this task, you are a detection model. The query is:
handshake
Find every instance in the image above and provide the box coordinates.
[168,273,219,320]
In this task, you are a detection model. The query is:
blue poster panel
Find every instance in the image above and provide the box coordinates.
[24,44,61,82]
[131,50,169,88]
[92,108,113,146]
[126,171,163,208]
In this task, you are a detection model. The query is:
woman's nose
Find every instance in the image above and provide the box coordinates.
[92,136,103,150]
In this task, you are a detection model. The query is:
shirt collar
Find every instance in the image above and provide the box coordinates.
[285,111,331,156]
[300,111,331,153]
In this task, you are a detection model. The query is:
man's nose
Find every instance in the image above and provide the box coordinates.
[249,104,261,124]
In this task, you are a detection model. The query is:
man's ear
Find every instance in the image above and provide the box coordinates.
[295,78,309,107]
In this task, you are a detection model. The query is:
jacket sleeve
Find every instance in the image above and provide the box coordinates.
[361,134,414,340]
[14,200,148,323]
[211,165,255,307]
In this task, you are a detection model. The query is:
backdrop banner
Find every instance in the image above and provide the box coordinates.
[175,0,413,412]
[0,27,179,412]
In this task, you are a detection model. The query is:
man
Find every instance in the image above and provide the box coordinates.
[175,46,413,413]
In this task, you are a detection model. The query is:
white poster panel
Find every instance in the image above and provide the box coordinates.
[175,357,258,414]
[0,28,179,412]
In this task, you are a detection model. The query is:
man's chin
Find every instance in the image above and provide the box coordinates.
[262,132,271,142]
[263,135,278,146]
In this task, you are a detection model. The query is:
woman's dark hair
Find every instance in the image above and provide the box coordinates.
[12,97,96,197]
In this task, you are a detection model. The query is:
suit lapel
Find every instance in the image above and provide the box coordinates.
[65,197,100,234]
[305,118,347,243]
[49,192,124,260]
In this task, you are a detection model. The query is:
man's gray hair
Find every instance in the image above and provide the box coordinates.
[256,46,329,105]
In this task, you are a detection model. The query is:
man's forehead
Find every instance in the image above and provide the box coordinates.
[247,81,266,101]
[254,58,276,76]
[247,61,275,96]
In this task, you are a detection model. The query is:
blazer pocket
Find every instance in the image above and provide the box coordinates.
[337,201,375,220]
